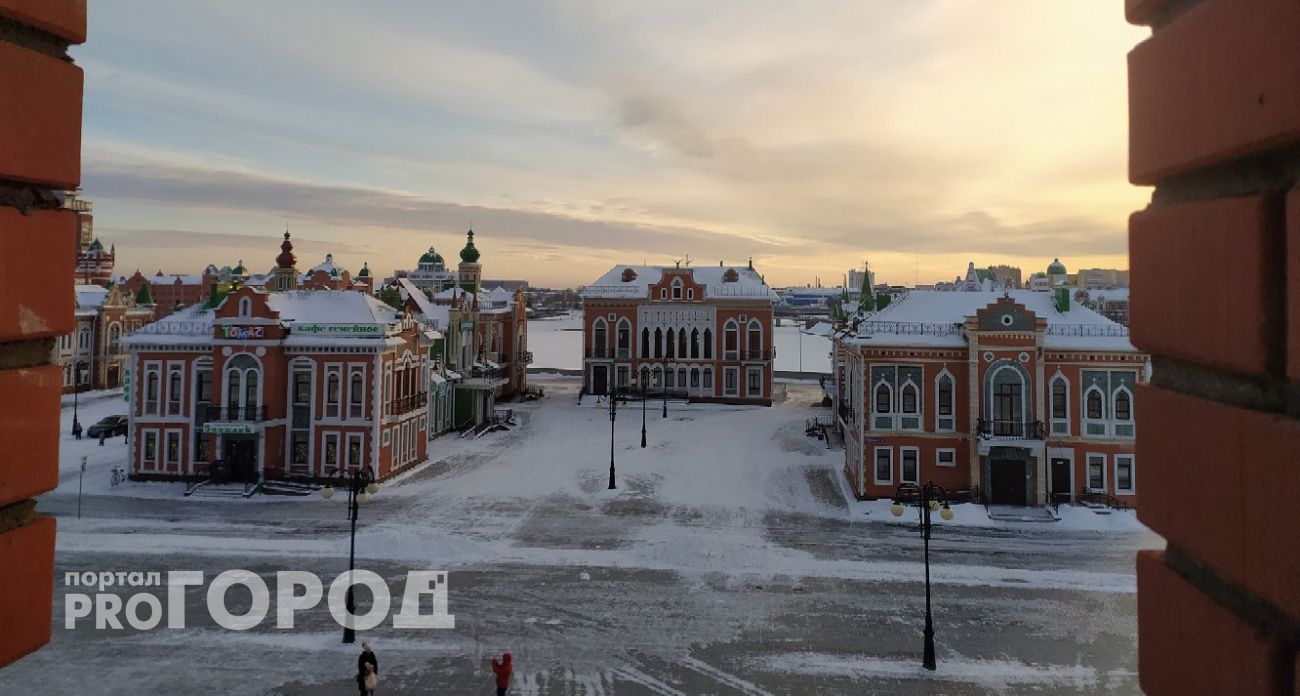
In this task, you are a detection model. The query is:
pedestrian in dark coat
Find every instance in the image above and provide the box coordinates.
[356,643,378,695]
[491,652,513,696]
[98,429,106,446]
[72,421,82,440]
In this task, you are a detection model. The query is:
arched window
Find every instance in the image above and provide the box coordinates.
[666,328,675,359]
[875,382,892,414]
[107,323,121,352]
[244,370,259,409]
[640,366,651,387]
[690,367,700,388]
[616,318,631,358]
[678,328,687,358]
[654,328,663,358]
[901,381,918,414]
[1085,387,1104,420]
[223,355,260,419]
[78,326,91,351]
[1051,376,1068,420]
[723,320,738,358]
[690,328,700,359]
[937,373,953,417]
[702,366,713,389]
[1114,388,1132,421]
[349,372,364,418]
[592,318,607,357]
[703,328,713,359]
[747,320,762,356]
[671,277,683,300]
[641,328,650,358]
[989,365,1026,432]
[146,371,159,404]
[225,371,241,408]
[238,297,252,316]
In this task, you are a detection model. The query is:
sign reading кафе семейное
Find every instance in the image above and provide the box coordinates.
[290,324,383,335]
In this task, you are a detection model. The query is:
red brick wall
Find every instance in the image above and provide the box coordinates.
[1127,1,1300,693]
[0,0,85,668]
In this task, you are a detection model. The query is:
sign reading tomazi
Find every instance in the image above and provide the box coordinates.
[292,324,383,336]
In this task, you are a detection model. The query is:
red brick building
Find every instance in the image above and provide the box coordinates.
[120,287,432,483]
[122,269,215,319]
[579,262,778,405]
[835,291,1146,507]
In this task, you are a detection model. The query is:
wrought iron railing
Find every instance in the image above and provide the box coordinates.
[976,419,1045,439]
[858,321,965,336]
[389,394,427,415]
[1044,324,1129,337]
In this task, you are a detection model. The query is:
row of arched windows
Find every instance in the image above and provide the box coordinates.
[591,318,764,360]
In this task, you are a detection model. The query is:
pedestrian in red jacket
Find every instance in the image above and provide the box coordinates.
[491,652,513,696]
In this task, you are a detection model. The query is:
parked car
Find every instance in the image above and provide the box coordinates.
[86,415,128,438]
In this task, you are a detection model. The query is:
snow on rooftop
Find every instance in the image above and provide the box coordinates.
[581,265,778,301]
[268,290,397,326]
[398,279,451,329]
[75,285,108,310]
[848,290,1137,352]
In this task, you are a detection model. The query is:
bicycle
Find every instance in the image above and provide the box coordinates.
[110,466,128,487]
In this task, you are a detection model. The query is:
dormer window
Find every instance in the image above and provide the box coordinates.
[621,268,638,282]
[671,277,683,300]
[723,268,739,283]
[238,297,252,317]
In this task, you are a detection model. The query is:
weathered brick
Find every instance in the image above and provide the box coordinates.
[1289,187,1300,381]
[1128,0,1300,184]
[0,207,76,342]
[1130,195,1280,376]
[0,40,83,189]
[0,365,61,507]
[0,0,86,44]
[1137,386,1300,622]
[1138,551,1291,696]
[0,517,55,667]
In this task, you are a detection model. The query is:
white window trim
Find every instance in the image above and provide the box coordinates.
[873,446,893,485]
[163,428,183,470]
[1085,452,1107,492]
[934,369,955,432]
[872,378,895,430]
[140,429,160,472]
[1082,385,1107,437]
[899,446,920,484]
[322,431,340,471]
[1050,373,1070,435]
[746,366,763,397]
[347,365,366,420]
[346,432,364,469]
[936,448,957,468]
[1113,385,1135,434]
[1114,454,1136,495]
[324,365,343,419]
[723,367,740,396]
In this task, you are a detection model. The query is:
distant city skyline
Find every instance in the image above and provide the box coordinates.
[77,2,1146,288]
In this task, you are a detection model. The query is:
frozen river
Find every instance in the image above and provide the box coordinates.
[4,381,1157,694]
[528,313,834,374]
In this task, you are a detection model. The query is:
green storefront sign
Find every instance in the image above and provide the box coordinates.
[291,324,383,336]
[202,422,256,435]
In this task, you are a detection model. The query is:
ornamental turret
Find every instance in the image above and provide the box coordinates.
[270,231,299,291]
[458,228,481,293]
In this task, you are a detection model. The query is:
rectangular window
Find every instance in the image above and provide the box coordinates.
[702,369,713,389]
[325,367,342,419]
[1115,455,1135,494]
[746,367,762,397]
[324,433,339,469]
[143,431,158,469]
[293,370,311,404]
[873,447,892,484]
[166,366,183,415]
[348,366,365,419]
[690,369,700,388]
[1051,380,1067,419]
[195,433,211,463]
[616,366,630,388]
[724,368,739,396]
[347,433,363,469]
[665,369,676,388]
[936,448,956,468]
[144,365,161,415]
[900,447,919,483]
[165,431,181,467]
[196,370,213,404]
[291,432,309,466]
[1087,453,1106,491]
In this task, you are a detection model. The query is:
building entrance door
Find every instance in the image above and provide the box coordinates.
[223,437,259,483]
[1050,457,1072,502]
[990,459,1028,506]
[592,365,608,396]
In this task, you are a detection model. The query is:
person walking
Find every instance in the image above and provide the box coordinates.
[72,420,82,440]
[356,643,378,696]
[98,429,107,446]
[491,652,513,696]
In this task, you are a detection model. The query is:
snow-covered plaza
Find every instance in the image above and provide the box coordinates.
[1,379,1156,694]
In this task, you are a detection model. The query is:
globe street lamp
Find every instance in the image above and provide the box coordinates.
[321,465,379,643]
[891,480,954,671]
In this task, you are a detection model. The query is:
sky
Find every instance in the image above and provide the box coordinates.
[75,1,1150,289]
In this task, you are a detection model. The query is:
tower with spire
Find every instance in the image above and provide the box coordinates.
[269,231,299,291]
[458,228,481,294]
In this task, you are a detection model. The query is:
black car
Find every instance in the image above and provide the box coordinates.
[86,415,128,438]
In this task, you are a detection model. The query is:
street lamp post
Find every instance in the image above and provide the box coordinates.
[640,377,647,448]
[607,383,617,489]
[321,465,379,644]
[71,359,87,435]
[891,480,955,671]
[661,358,669,418]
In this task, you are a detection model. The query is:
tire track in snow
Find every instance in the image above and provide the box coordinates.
[613,666,687,696]
[680,656,774,696]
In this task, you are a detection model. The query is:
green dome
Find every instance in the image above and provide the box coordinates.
[459,229,480,263]
[357,262,371,278]
[418,247,444,265]
[1047,258,1066,275]
[232,259,248,276]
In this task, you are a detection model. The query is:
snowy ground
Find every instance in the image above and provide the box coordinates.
[528,313,833,374]
[3,380,1161,694]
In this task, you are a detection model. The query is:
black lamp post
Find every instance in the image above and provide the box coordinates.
[661,358,669,418]
[321,465,379,644]
[70,359,87,435]
[891,480,954,671]
[640,376,647,448]
[607,383,617,489]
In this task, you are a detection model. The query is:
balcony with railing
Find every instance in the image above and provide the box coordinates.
[976,419,1045,440]
[838,402,855,423]
[199,405,267,423]
[389,393,428,416]
[585,347,609,359]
